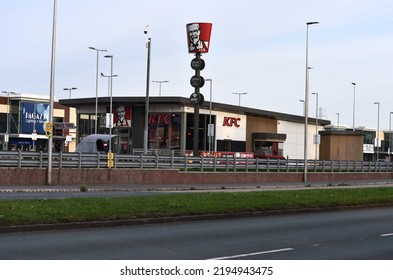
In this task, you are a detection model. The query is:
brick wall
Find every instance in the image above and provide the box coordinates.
[0,168,391,186]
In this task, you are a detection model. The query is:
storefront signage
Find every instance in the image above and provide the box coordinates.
[222,117,241,127]
[54,122,75,129]
[22,102,49,134]
[113,105,131,127]
[149,113,175,125]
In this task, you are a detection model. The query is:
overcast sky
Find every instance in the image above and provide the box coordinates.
[1,0,393,130]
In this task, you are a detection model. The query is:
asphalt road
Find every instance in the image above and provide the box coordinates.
[0,206,392,260]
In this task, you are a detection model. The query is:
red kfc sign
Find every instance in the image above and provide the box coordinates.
[149,113,174,125]
[223,117,241,127]
[186,22,212,53]
[113,105,131,127]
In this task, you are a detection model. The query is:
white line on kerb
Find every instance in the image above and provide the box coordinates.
[208,248,294,260]
[380,233,393,237]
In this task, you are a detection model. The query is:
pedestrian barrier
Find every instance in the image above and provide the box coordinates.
[0,151,391,173]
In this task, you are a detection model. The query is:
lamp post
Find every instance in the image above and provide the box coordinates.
[143,25,151,155]
[352,82,356,131]
[336,112,340,128]
[63,87,77,99]
[104,55,114,156]
[303,21,319,183]
[311,92,319,160]
[299,99,305,115]
[1,91,16,150]
[101,73,118,97]
[389,112,393,161]
[374,102,380,161]
[47,0,57,185]
[152,80,169,96]
[89,47,107,134]
[232,92,247,107]
[205,79,213,154]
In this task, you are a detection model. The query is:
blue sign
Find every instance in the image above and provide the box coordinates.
[22,102,49,134]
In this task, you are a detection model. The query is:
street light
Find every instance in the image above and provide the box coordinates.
[299,99,305,115]
[303,21,319,183]
[352,82,356,131]
[104,55,114,157]
[311,92,319,160]
[47,0,57,185]
[374,102,380,161]
[232,92,247,107]
[1,91,16,150]
[89,47,108,134]
[152,80,169,96]
[389,112,393,161]
[143,25,151,155]
[336,113,340,128]
[205,79,213,154]
[101,73,118,97]
[63,87,77,99]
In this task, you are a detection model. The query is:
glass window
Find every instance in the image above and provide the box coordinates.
[148,113,181,150]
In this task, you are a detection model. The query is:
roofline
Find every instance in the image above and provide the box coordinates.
[59,96,330,126]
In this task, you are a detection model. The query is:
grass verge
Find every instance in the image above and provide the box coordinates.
[0,187,393,226]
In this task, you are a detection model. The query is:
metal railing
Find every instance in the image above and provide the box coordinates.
[0,151,391,173]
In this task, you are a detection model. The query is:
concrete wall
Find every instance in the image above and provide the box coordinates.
[0,168,391,186]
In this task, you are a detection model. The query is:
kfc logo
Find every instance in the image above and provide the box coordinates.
[223,117,241,127]
[186,22,212,53]
[149,113,174,125]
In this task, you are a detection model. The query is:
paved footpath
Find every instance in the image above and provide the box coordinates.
[0,180,392,193]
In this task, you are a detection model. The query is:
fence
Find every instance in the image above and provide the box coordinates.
[0,150,391,173]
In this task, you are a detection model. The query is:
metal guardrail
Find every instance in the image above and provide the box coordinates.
[0,151,391,173]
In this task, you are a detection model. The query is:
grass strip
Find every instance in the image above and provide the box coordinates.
[0,187,393,226]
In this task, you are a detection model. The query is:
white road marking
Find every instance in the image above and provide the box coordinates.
[208,248,294,260]
[380,233,393,237]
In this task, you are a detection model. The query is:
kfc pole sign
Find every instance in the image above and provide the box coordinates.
[186,22,212,53]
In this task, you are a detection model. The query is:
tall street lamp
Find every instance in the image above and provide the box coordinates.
[152,80,169,96]
[101,73,118,97]
[47,0,57,185]
[303,21,319,183]
[374,102,380,161]
[389,112,393,161]
[205,79,213,154]
[352,82,356,131]
[143,25,151,155]
[299,99,305,115]
[63,87,77,99]
[104,55,114,157]
[1,91,16,150]
[311,92,319,160]
[89,47,107,134]
[232,92,247,107]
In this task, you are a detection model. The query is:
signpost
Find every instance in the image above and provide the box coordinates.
[186,22,212,157]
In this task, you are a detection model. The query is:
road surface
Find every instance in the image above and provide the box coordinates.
[0,206,392,259]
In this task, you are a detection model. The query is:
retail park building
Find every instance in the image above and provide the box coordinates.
[0,93,389,161]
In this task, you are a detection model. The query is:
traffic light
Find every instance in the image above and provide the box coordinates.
[45,122,53,138]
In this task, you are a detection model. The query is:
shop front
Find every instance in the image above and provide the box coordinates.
[0,93,76,152]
